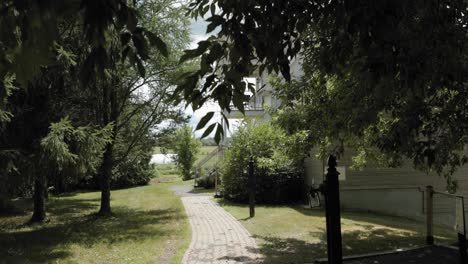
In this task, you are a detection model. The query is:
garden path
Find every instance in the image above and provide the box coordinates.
[173,184,261,264]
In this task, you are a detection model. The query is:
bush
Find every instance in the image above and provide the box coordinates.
[225,168,303,203]
[111,159,151,189]
[195,166,219,189]
[221,121,306,203]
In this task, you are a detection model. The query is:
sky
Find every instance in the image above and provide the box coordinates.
[189,18,211,49]
[185,18,215,137]
[185,18,243,138]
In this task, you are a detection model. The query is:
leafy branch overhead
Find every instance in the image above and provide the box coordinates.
[194,111,225,142]
[0,0,168,112]
[176,0,468,175]
[173,0,321,143]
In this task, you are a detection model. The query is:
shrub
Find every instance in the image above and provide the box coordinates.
[195,166,219,189]
[221,121,306,203]
[225,168,303,203]
[111,159,152,189]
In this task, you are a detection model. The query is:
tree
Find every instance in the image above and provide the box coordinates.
[0,0,164,121]
[32,118,112,222]
[177,0,468,178]
[87,0,190,216]
[0,0,189,219]
[110,0,191,189]
[171,125,201,180]
[0,84,111,222]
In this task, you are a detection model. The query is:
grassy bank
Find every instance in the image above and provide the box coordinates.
[0,182,190,264]
[220,201,455,263]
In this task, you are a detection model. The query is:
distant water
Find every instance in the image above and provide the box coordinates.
[150,154,177,164]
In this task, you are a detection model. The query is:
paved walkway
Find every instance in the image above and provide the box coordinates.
[173,185,261,264]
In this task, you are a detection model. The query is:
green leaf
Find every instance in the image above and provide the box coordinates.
[206,15,223,33]
[202,74,216,92]
[132,34,149,60]
[136,59,145,77]
[121,46,131,62]
[214,124,224,144]
[210,4,216,16]
[179,41,211,63]
[221,112,230,130]
[146,31,168,57]
[126,9,138,31]
[196,111,214,130]
[201,123,216,138]
[120,32,132,46]
[279,61,291,81]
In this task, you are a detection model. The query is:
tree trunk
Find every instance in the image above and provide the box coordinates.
[56,173,66,194]
[31,173,47,222]
[0,185,10,213]
[98,143,113,216]
[97,78,119,217]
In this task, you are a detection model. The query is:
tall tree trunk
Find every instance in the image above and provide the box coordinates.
[31,173,47,222]
[98,78,119,216]
[0,182,10,213]
[98,143,113,216]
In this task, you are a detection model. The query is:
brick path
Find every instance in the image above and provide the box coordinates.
[175,186,260,264]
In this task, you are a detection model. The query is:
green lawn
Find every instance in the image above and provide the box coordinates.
[219,201,456,263]
[0,182,190,264]
[155,164,179,178]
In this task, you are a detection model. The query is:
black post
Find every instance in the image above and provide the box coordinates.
[426,185,434,245]
[324,155,343,264]
[458,198,467,264]
[458,233,467,264]
[248,156,255,218]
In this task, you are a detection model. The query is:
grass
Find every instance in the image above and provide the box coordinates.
[218,201,457,263]
[0,181,190,264]
[155,164,179,178]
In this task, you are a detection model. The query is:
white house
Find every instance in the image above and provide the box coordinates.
[222,56,468,228]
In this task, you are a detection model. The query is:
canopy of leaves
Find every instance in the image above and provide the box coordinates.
[1,0,191,199]
[178,0,468,176]
[0,0,168,122]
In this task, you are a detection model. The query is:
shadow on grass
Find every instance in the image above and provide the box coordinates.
[298,207,455,244]
[0,196,180,264]
[252,228,435,264]
[219,200,456,263]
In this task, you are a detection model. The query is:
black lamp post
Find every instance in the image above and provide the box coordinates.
[248,156,255,218]
[322,155,343,264]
